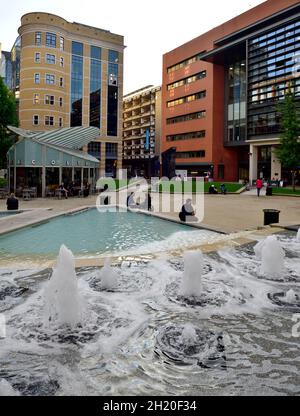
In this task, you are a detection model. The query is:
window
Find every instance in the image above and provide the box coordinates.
[34,73,40,84]
[91,46,101,60]
[46,74,55,85]
[88,142,101,160]
[167,91,206,107]
[72,41,83,56]
[35,32,41,46]
[167,131,206,142]
[45,95,55,105]
[60,36,64,51]
[46,32,56,48]
[46,54,56,64]
[167,52,205,73]
[167,111,206,124]
[108,50,119,63]
[35,52,41,63]
[33,115,39,125]
[45,116,54,126]
[59,97,63,107]
[108,63,118,86]
[59,77,64,87]
[167,71,207,90]
[33,94,39,104]
[60,57,64,67]
[175,151,206,158]
[59,117,63,127]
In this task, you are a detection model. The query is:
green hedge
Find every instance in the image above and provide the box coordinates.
[272,187,300,196]
[0,178,7,187]
[159,181,243,194]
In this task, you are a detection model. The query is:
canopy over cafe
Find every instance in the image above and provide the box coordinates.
[7,126,100,197]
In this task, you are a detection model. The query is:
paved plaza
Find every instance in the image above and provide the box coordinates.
[0,192,299,236]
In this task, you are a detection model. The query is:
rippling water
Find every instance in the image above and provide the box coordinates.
[0,232,299,396]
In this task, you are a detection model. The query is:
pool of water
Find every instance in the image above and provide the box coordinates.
[0,208,217,260]
[0,232,299,396]
[0,211,20,218]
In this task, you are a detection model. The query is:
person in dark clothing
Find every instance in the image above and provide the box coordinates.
[179,199,198,222]
[220,184,227,195]
[83,183,90,198]
[6,193,19,210]
[209,185,218,194]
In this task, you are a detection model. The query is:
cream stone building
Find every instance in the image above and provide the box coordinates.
[12,12,124,176]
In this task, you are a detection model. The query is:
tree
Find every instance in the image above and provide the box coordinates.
[276,88,300,192]
[0,77,18,169]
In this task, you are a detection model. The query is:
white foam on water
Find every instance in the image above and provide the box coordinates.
[297,228,300,242]
[284,289,298,303]
[0,379,20,396]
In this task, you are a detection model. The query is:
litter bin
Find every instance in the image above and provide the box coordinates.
[263,209,280,226]
[266,186,273,196]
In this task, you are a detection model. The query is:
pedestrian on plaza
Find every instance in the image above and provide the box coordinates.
[256,178,263,197]
[179,199,198,223]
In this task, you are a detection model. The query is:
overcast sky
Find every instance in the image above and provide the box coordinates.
[0,0,264,94]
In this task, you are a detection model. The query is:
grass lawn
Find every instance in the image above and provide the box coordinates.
[159,181,244,194]
[96,178,139,191]
[272,187,300,196]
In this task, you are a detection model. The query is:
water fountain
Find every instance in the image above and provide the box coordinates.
[44,245,82,327]
[297,228,300,242]
[254,236,285,279]
[180,251,203,297]
[98,259,118,290]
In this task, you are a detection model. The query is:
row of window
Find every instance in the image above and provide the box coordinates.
[34,73,64,87]
[167,91,206,108]
[33,115,63,127]
[33,94,64,106]
[249,43,300,67]
[175,151,206,159]
[35,32,64,50]
[35,52,64,67]
[167,111,206,125]
[167,71,206,90]
[167,131,206,142]
[249,21,300,45]
[167,52,204,73]
[248,30,300,57]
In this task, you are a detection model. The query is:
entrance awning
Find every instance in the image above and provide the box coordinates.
[8,126,100,150]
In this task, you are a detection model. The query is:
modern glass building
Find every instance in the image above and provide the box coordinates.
[162,0,300,183]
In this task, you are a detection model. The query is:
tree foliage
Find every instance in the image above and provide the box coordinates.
[276,89,300,191]
[0,77,18,168]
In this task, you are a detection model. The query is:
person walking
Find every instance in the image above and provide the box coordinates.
[256,178,263,197]
[6,193,19,210]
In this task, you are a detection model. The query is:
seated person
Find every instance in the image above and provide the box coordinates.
[6,193,19,210]
[59,183,68,199]
[83,183,90,198]
[208,184,218,194]
[179,199,198,222]
[220,183,227,195]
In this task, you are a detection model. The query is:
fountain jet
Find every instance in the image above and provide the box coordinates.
[180,251,203,297]
[44,245,81,327]
[255,236,285,279]
[297,228,300,242]
[99,259,118,290]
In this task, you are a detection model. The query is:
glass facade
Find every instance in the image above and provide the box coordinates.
[226,61,247,143]
[107,50,119,136]
[89,46,102,128]
[71,41,83,127]
[248,19,300,136]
